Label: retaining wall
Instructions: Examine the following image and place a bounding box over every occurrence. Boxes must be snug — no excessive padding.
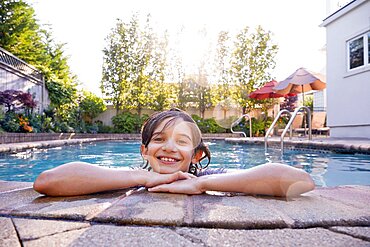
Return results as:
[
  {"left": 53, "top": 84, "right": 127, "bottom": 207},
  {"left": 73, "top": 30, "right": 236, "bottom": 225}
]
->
[{"left": 0, "top": 133, "right": 241, "bottom": 144}]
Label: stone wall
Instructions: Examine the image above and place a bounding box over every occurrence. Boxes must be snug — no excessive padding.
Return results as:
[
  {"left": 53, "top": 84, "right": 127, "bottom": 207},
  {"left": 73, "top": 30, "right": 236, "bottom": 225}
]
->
[{"left": 0, "top": 133, "right": 240, "bottom": 144}]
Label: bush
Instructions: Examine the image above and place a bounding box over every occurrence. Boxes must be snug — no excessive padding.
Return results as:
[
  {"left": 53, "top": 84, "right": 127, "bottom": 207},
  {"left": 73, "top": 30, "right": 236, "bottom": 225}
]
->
[
  {"left": 112, "top": 112, "right": 148, "bottom": 133},
  {"left": 232, "top": 116, "right": 273, "bottom": 137},
  {"left": 95, "top": 120, "right": 113, "bottom": 133},
  {"left": 192, "top": 115, "right": 226, "bottom": 133},
  {"left": 1, "top": 111, "right": 20, "bottom": 132}
]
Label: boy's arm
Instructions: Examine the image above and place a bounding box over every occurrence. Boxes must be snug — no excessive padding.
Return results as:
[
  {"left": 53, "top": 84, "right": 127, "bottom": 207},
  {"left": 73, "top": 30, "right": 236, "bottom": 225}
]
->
[
  {"left": 33, "top": 162, "right": 193, "bottom": 196},
  {"left": 149, "top": 163, "right": 315, "bottom": 197}
]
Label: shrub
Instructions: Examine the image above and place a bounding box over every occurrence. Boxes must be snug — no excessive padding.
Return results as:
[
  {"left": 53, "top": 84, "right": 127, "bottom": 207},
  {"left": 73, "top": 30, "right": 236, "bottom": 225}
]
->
[
  {"left": 1, "top": 111, "right": 20, "bottom": 132},
  {"left": 112, "top": 112, "right": 148, "bottom": 133},
  {"left": 191, "top": 115, "right": 226, "bottom": 133}
]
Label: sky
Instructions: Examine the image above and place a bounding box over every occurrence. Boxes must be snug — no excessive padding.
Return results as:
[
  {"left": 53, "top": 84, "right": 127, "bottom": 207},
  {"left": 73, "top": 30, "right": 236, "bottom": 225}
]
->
[{"left": 28, "top": 0, "right": 333, "bottom": 96}]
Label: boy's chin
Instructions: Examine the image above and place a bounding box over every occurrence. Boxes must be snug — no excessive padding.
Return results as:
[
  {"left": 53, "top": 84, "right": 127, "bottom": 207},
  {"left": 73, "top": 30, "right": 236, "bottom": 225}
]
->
[{"left": 154, "top": 166, "right": 187, "bottom": 174}]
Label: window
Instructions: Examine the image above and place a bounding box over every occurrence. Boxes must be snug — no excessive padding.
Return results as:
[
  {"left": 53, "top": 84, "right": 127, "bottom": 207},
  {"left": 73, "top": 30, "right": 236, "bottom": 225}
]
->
[
  {"left": 347, "top": 32, "right": 370, "bottom": 70},
  {"left": 368, "top": 32, "right": 370, "bottom": 64}
]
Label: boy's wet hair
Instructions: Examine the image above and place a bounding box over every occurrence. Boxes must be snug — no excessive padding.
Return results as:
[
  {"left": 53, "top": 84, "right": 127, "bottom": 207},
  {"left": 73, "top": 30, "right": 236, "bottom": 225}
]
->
[{"left": 141, "top": 108, "right": 211, "bottom": 175}]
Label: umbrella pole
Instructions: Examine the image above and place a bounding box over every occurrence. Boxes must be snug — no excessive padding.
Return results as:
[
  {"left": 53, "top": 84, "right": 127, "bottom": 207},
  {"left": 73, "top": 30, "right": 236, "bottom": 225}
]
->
[{"left": 302, "top": 85, "right": 307, "bottom": 136}]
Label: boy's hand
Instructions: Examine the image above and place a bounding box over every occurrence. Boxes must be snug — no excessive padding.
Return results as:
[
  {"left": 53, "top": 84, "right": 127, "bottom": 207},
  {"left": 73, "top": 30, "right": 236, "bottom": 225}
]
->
[
  {"left": 148, "top": 177, "right": 203, "bottom": 194},
  {"left": 144, "top": 171, "right": 195, "bottom": 188}
]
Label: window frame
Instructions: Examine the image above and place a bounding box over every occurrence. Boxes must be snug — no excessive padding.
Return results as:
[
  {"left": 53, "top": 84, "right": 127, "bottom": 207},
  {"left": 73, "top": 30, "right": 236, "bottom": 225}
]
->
[{"left": 347, "top": 31, "right": 370, "bottom": 71}]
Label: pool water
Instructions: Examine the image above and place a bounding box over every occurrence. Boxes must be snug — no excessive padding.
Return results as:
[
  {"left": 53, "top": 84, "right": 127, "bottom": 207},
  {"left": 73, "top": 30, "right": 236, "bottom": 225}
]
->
[{"left": 0, "top": 140, "right": 369, "bottom": 187}]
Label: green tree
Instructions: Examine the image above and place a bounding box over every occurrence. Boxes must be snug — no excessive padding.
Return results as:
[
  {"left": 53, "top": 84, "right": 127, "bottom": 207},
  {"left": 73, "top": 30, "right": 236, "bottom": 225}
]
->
[
  {"left": 79, "top": 91, "right": 107, "bottom": 123},
  {"left": 1, "top": 0, "right": 79, "bottom": 128},
  {"left": 212, "top": 31, "right": 234, "bottom": 119},
  {"left": 101, "top": 14, "right": 169, "bottom": 116},
  {"left": 231, "top": 25, "right": 278, "bottom": 114},
  {"left": 0, "top": 0, "right": 44, "bottom": 64}
]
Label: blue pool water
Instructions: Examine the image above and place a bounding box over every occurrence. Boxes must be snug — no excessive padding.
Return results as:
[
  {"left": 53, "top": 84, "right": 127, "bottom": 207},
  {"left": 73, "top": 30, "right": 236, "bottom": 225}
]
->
[{"left": 0, "top": 140, "right": 369, "bottom": 187}]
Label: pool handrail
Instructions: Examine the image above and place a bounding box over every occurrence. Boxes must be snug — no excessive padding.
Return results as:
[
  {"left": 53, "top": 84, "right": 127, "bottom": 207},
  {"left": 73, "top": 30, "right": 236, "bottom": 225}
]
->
[
  {"left": 264, "top": 109, "right": 292, "bottom": 149},
  {"left": 280, "top": 106, "right": 312, "bottom": 152},
  {"left": 230, "top": 114, "right": 252, "bottom": 138}
]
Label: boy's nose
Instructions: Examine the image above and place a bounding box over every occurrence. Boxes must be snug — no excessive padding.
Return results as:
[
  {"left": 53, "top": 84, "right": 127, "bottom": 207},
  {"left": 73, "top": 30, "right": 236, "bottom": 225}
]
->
[{"left": 162, "top": 139, "right": 177, "bottom": 151}]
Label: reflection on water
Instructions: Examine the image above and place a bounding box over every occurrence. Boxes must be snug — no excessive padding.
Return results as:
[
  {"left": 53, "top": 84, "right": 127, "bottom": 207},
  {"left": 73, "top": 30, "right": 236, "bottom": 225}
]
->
[{"left": 1, "top": 140, "right": 369, "bottom": 187}]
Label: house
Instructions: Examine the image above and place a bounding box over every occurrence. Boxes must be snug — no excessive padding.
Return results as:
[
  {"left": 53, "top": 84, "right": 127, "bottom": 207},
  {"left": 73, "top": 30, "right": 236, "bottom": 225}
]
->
[
  {"left": 320, "top": 0, "right": 370, "bottom": 138},
  {"left": 0, "top": 47, "right": 49, "bottom": 113}
]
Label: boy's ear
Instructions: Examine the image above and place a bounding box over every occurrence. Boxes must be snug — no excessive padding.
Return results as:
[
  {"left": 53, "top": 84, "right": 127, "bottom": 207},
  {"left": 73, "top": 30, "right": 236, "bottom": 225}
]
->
[
  {"left": 192, "top": 150, "right": 204, "bottom": 163},
  {"left": 141, "top": 145, "right": 148, "bottom": 159}
]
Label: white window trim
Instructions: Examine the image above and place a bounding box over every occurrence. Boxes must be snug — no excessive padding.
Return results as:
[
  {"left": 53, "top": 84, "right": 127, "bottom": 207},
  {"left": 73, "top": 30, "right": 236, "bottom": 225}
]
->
[{"left": 347, "top": 31, "right": 369, "bottom": 72}]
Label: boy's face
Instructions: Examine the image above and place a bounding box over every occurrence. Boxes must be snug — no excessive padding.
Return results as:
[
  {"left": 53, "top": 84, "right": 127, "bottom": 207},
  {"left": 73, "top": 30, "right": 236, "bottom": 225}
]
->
[{"left": 141, "top": 118, "right": 201, "bottom": 174}]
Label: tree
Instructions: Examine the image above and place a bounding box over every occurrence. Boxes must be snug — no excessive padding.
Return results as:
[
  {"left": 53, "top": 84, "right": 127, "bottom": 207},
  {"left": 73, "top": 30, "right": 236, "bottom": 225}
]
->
[
  {"left": 0, "top": 90, "right": 36, "bottom": 113},
  {"left": 79, "top": 91, "right": 107, "bottom": 123},
  {"left": 231, "top": 25, "right": 278, "bottom": 114},
  {"left": 1, "top": 0, "right": 78, "bottom": 126},
  {"left": 280, "top": 95, "right": 298, "bottom": 112},
  {"left": 0, "top": 0, "right": 45, "bottom": 63},
  {"left": 101, "top": 14, "right": 169, "bottom": 116},
  {"left": 212, "top": 31, "right": 234, "bottom": 119}
]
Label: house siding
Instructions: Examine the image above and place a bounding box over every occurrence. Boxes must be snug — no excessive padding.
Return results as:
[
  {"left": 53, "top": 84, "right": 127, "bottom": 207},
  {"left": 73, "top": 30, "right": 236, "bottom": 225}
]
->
[{"left": 322, "top": 0, "right": 370, "bottom": 138}]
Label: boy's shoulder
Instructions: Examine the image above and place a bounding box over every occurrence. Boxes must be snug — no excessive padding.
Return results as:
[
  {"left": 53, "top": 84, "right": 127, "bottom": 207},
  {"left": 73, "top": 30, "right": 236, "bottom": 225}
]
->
[{"left": 197, "top": 168, "right": 227, "bottom": 177}]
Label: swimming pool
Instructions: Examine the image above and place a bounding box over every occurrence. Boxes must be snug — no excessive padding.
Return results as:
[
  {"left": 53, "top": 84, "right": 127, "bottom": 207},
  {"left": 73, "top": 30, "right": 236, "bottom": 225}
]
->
[{"left": 1, "top": 140, "right": 369, "bottom": 187}]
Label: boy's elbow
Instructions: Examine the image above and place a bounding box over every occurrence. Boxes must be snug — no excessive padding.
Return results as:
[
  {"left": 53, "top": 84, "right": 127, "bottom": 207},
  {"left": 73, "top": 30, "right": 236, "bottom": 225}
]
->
[{"left": 33, "top": 171, "right": 54, "bottom": 195}]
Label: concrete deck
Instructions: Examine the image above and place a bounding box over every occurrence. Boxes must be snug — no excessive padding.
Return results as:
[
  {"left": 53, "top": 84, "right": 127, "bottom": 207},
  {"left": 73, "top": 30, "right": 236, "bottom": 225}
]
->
[
  {"left": 0, "top": 181, "right": 369, "bottom": 246},
  {"left": 0, "top": 137, "right": 369, "bottom": 246}
]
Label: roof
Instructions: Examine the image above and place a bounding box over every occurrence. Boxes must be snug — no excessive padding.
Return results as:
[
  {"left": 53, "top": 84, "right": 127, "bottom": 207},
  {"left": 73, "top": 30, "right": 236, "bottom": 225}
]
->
[{"left": 320, "top": 0, "right": 368, "bottom": 27}]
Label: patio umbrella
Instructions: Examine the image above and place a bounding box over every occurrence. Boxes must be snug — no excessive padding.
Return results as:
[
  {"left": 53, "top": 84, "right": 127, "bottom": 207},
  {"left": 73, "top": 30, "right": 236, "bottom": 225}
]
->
[
  {"left": 273, "top": 67, "right": 326, "bottom": 104},
  {"left": 249, "top": 80, "right": 296, "bottom": 100}
]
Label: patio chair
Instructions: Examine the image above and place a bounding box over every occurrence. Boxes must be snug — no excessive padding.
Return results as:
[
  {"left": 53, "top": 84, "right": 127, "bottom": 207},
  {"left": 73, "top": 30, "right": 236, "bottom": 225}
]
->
[
  {"left": 295, "top": 111, "right": 329, "bottom": 136},
  {"left": 311, "top": 111, "right": 330, "bottom": 136},
  {"left": 276, "top": 113, "right": 304, "bottom": 136}
]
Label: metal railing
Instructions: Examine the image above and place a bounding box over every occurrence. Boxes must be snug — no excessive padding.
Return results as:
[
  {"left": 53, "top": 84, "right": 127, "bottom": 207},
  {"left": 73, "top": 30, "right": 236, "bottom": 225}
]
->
[
  {"left": 265, "top": 106, "right": 312, "bottom": 153},
  {"left": 264, "top": 109, "right": 292, "bottom": 149},
  {"left": 230, "top": 114, "right": 252, "bottom": 138},
  {"left": 280, "top": 106, "right": 312, "bottom": 152}
]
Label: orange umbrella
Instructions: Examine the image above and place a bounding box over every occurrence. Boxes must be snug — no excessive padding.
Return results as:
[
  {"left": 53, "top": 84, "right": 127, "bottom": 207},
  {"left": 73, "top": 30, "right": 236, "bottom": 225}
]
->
[
  {"left": 273, "top": 68, "right": 326, "bottom": 104},
  {"left": 249, "top": 80, "right": 296, "bottom": 100}
]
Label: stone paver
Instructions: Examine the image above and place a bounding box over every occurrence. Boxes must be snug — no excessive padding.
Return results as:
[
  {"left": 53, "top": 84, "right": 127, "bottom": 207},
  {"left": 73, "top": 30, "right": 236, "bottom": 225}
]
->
[
  {"left": 191, "top": 194, "right": 290, "bottom": 228},
  {"left": 0, "top": 180, "right": 33, "bottom": 193},
  {"left": 0, "top": 176, "right": 369, "bottom": 246},
  {"left": 310, "top": 185, "right": 370, "bottom": 210},
  {"left": 0, "top": 217, "right": 21, "bottom": 247},
  {"left": 13, "top": 218, "right": 90, "bottom": 241},
  {"left": 253, "top": 190, "right": 370, "bottom": 228},
  {"left": 94, "top": 189, "right": 188, "bottom": 226},
  {"left": 175, "top": 227, "right": 369, "bottom": 247},
  {"left": 0, "top": 187, "right": 129, "bottom": 220},
  {"left": 330, "top": 226, "right": 370, "bottom": 241},
  {"left": 21, "top": 223, "right": 198, "bottom": 247}
]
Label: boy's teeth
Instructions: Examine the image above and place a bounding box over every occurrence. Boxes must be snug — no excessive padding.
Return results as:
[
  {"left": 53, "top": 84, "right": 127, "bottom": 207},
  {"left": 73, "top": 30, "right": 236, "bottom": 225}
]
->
[{"left": 160, "top": 157, "right": 176, "bottom": 162}]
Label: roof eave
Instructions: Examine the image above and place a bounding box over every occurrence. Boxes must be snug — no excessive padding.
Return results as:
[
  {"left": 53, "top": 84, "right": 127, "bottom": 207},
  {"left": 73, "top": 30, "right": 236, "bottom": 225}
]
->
[{"left": 320, "top": 0, "right": 367, "bottom": 27}]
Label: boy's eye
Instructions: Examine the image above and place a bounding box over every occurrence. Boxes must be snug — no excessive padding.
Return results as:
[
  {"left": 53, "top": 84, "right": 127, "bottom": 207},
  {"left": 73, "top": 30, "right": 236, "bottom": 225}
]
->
[
  {"left": 177, "top": 139, "right": 190, "bottom": 145},
  {"left": 152, "top": 136, "right": 164, "bottom": 142}
]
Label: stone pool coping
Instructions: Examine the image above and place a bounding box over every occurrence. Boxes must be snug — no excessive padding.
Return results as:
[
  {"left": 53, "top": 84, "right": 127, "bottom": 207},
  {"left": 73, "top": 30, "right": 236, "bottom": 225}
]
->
[
  {"left": 225, "top": 136, "right": 370, "bottom": 154},
  {"left": 0, "top": 180, "right": 369, "bottom": 246}
]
